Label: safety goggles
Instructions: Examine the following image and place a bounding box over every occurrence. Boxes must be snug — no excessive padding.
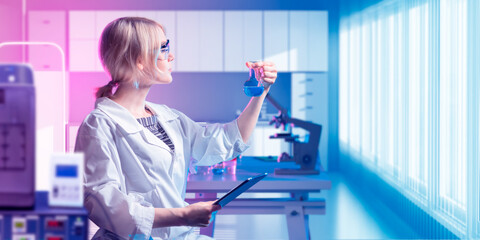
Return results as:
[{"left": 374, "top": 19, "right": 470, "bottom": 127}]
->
[{"left": 157, "top": 39, "right": 170, "bottom": 61}]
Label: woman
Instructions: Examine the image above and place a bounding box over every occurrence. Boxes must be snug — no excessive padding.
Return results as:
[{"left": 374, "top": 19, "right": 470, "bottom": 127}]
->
[{"left": 75, "top": 17, "right": 277, "bottom": 239}]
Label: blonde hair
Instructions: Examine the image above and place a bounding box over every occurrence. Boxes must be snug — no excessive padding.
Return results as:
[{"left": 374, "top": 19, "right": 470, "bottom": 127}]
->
[{"left": 96, "top": 17, "right": 165, "bottom": 98}]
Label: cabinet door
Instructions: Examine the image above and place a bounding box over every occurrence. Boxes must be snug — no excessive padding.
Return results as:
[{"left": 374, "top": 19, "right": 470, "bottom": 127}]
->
[
  {"left": 34, "top": 71, "right": 66, "bottom": 190},
  {"left": 69, "top": 11, "right": 95, "bottom": 40},
  {"left": 225, "top": 11, "right": 263, "bottom": 72},
  {"left": 176, "top": 11, "right": 223, "bottom": 72},
  {"left": 289, "top": 11, "right": 309, "bottom": 71},
  {"left": 28, "top": 11, "right": 66, "bottom": 71},
  {"left": 199, "top": 11, "right": 223, "bottom": 71},
  {"left": 291, "top": 73, "right": 328, "bottom": 170},
  {"left": 95, "top": 11, "right": 133, "bottom": 41},
  {"left": 308, "top": 11, "right": 328, "bottom": 71},
  {"left": 69, "top": 40, "right": 96, "bottom": 71},
  {"left": 307, "top": 73, "right": 328, "bottom": 170},
  {"left": 289, "top": 11, "right": 328, "bottom": 72},
  {"left": 224, "top": 11, "right": 244, "bottom": 71},
  {"left": 264, "top": 11, "right": 289, "bottom": 72},
  {"left": 176, "top": 11, "right": 200, "bottom": 71},
  {"left": 134, "top": 10, "right": 156, "bottom": 20},
  {"left": 69, "top": 11, "right": 96, "bottom": 71},
  {"left": 243, "top": 12, "right": 263, "bottom": 66}
]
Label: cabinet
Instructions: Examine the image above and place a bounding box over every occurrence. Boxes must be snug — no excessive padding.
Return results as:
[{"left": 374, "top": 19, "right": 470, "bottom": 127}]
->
[
  {"left": 67, "top": 10, "right": 328, "bottom": 73},
  {"left": 69, "top": 40, "right": 96, "bottom": 71},
  {"left": 291, "top": 73, "right": 329, "bottom": 170},
  {"left": 176, "top": 11, "right": 200, "bottom": 71},
  {"left": 289, "top": 12, "right": 308, "bottom": 72},
  {"left": 224, "top": 11, "right": 263, "bottom": 71},
  {"left": 28, "top": 11, "right": 66, "bottom": 71},
  {"left": 308, "top": 11, "right": 328, "bottom": 71},
  {"left": 176, "top": 11, "right": 223, "bottom": 72},
  {"left": 94, "top": 11, "right": 133, "bottom": 43},
  {"left": 33, "top": 71, "right": 66, "bottom": 190},
  {"left": 264, "top": 11, "right": 289, "bottom": 72},
  {"left": 199, "top": 11, "right": 223, "bottom": 71},
  {"left": 69, "top": 11, "right": 177, "bottom": 72},
  {"left": 69, "top": 11, "right": 96, "bottom": 72},
  {"left": 289, "top": 11, "right": 328, "bottom": 72},
  {"left": 69, "top": 11, "right": 95, "bottom": 40}
]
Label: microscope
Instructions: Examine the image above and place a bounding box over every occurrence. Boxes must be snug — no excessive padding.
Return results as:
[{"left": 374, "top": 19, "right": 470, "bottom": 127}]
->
[{"left": 266, "top": 93, "right": 322, "bottom": 175}]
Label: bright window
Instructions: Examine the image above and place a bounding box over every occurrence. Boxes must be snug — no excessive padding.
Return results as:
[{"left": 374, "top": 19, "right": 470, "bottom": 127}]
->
[
  {"left": 396, "top": 11, "right": 405, "bottom": 179},
  {"left": 370, "top": 19, "right": 378, "bottom": 163},
  {"left": 375, "top": 17, "right": 384, "bottom": 164},
  {"left": 439, "top": 0, "right": 467, "bottom": 218},
  {"left": 339, "top": 28, "right": 349, "bottom": 145},
  {"left": 407, "top": 3, "right": 428, "bottom": 196},
  {"left": 339, "top": 0, "right": 478, "bottom": 237},
  {"left": 349, "top": 22, "right": 361, "bottom": 151},
  {"left": 360, "top": 18, "right": 372, "bottom": 158},
  {"left": 386, "top": 14, "right": 395, "bottom": 171}
]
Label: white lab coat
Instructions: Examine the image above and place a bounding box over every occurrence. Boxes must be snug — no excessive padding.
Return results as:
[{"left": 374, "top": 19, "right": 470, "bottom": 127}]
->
[{"left": 74, "top": 97, "right": 249, "bottom": 240}]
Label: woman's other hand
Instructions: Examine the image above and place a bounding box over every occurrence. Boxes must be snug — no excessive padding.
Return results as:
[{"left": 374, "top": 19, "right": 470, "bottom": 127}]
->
[
  {"left": 246, "top": 61, "right": 277, "bottom": 90},
  {"left": 181, "top": 201, "right": 222, "bottom": 227}
]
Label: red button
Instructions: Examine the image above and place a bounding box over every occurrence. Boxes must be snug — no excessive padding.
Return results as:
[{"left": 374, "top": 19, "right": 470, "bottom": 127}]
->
[
  {"left": 47, "top": 237, "right": 63, "bottom": 240},
  {"left": 47, "top": 221, "right": 58, "bottom": 227},
  {"left": 47, "top": 221, "right": 64, "bottom": 228}
]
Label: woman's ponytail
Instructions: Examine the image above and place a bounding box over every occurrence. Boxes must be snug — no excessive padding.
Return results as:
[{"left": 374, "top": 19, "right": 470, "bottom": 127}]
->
[{"left": 95, "top": 80, "right": 117, "bottom": 98}]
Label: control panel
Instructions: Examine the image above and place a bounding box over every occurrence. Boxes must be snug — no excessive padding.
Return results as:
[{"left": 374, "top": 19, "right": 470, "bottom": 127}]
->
[
  {"left": 49, "top": 153, "right": 84, "bottom": 207},
  {"left": 0, "top": 192, "right": 88, "bottom": 240}
]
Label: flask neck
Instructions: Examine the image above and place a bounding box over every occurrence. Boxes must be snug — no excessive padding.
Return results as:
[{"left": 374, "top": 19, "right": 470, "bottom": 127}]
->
[{"left": 249, "top": 68, "right": 257, "bottom": 81}]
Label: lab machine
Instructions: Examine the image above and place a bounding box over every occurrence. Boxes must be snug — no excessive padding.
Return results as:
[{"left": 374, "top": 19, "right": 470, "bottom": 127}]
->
[
  {"left": 0, "top": 191, "right": 88, "bottom": 240},
  {"left": 0, "top": 63, "right": 89, "bottom": 240},
  {"left": 0, "top": 64, "right": 36, "bottom": 208}
]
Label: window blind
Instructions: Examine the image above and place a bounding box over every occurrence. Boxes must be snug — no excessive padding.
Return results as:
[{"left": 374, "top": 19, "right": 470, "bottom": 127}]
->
[{"left": 339, "top": 0, "right": 479, "bottom": 237}]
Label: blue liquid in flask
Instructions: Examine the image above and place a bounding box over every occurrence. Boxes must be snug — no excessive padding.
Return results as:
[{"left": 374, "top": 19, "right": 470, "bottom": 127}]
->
[
  {"left": 244, "top": 85, "right": 264, "bottom": 96},
  {"left": 243, "top": 65, "right": 264, "bottom": 97}
]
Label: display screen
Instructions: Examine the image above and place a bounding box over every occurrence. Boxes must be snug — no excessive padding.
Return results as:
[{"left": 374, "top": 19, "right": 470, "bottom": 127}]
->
[{"left": 56, "top": 165, "right": 77, "bottom": 178}]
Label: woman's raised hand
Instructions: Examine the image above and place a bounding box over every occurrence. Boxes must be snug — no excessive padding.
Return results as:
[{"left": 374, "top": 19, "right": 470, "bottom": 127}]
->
[{"left": 246, "top": 61, "right": 278, "bottom": 90}]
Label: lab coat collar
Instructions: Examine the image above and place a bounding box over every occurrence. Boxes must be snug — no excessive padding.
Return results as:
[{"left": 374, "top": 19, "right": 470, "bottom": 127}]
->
[
  {"left": 95, "top": 97, "right": 179, "bottom": 134},
  {"left": 146, "top": 101, "right": 180, "bottom": 155},
  {"left": 145, "top": 101, "right": 179, "bottom": 123}
]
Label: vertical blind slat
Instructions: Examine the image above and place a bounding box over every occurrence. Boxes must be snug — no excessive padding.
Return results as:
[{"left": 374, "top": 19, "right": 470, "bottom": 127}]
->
[{"left": 339, "top": 0, "right": 477, "bottom": 237}]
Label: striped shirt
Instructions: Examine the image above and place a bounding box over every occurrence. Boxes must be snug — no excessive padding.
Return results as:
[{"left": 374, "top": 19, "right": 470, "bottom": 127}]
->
[{"left": 137, "top": 115, "right": 175, "bottom": 151}]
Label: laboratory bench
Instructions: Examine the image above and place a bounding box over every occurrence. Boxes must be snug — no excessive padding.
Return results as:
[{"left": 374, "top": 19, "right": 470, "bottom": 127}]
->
[{"left": 186, "top": 156, "right": 331, "bottom": 240}]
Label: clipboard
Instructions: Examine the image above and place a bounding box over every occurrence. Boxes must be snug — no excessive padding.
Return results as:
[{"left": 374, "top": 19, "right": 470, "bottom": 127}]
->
[{"left": 213, "top": 173, "right": 268, "bottom": 207}]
